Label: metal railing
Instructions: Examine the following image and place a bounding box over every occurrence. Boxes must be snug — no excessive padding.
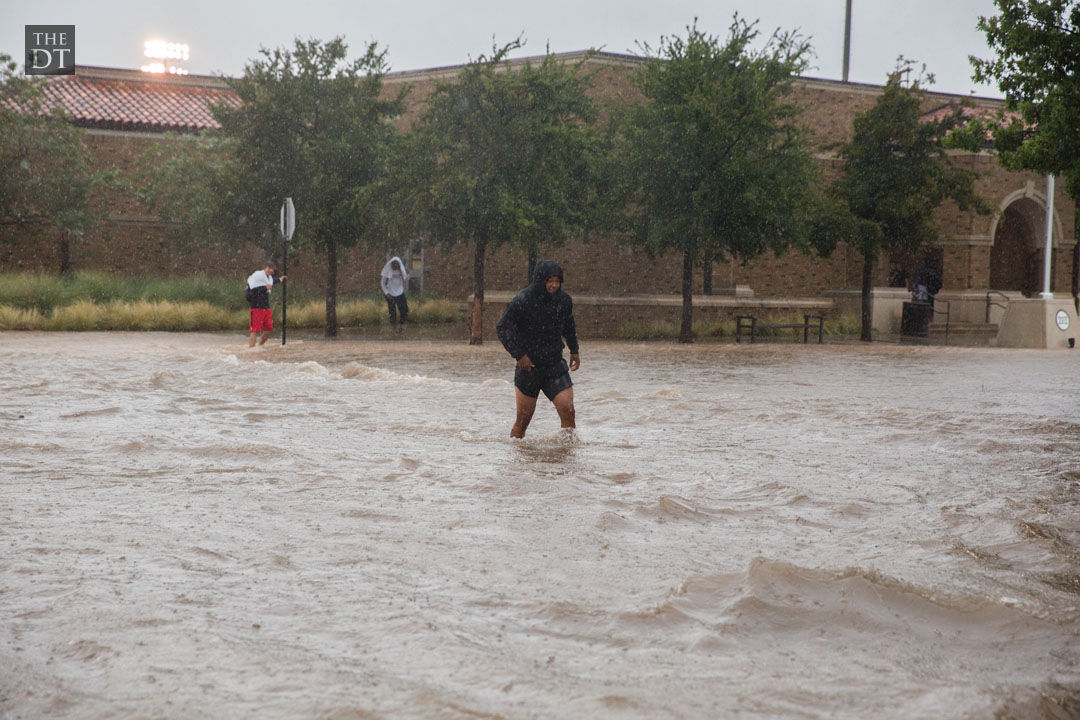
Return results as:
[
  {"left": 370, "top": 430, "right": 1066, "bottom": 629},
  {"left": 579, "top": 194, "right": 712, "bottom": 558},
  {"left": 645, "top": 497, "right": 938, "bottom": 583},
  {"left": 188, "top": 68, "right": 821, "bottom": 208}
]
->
[
  {"left": 986, "top": 290, "right": 1009, "bottom": 324},
  {"left": 932, "top": 299, "right": 951, "bottom": 345}
]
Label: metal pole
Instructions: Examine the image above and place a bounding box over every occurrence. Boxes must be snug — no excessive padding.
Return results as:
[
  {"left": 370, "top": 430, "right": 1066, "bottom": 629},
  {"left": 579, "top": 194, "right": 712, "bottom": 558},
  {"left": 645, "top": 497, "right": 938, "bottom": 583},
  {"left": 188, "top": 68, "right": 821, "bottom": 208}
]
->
[
  {"left": 1040, "top": 174, "right": 1055, "bottom": 299},
  {"left": 281, "top": 231, "right": 288, "bottom": 345},
  {"left": 842, "top": 0, "right": 853, "bottom": 83}
]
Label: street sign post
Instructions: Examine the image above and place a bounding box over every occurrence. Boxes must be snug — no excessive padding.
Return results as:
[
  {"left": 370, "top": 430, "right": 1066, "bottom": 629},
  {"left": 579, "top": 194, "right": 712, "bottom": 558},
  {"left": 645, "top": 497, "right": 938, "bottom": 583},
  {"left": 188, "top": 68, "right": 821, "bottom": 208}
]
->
[{"left": 280, "top": 198, "right": 295, "bottom": 346}]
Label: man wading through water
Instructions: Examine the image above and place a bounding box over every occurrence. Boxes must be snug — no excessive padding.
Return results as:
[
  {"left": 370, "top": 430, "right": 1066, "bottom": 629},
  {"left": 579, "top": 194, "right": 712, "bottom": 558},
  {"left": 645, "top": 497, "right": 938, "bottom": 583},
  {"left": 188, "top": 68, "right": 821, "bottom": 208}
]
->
[{"left": 496, "top": 260, "right": 580, "bottom": 438}]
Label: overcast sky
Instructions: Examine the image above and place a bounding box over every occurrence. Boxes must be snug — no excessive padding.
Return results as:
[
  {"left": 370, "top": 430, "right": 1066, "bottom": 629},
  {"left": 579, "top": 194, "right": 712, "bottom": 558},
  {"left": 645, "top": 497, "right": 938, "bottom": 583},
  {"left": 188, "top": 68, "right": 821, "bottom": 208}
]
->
[{"left": 2, "top": 0, "right": 1004, "bottom": 97}]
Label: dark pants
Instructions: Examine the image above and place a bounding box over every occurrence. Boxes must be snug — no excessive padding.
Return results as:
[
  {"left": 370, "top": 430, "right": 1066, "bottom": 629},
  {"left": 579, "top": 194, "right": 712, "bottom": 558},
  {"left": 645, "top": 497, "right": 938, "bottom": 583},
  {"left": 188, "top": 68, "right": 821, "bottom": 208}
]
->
[{"left": 386, "top": 294, "right": 408, "bottom": 324}]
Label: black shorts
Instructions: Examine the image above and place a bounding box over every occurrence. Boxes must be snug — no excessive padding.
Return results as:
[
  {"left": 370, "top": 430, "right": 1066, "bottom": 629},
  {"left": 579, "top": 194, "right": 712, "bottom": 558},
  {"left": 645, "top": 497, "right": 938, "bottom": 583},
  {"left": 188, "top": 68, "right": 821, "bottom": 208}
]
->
[{"left": 514, "top": 359, "right": 573, "bottom": 400}]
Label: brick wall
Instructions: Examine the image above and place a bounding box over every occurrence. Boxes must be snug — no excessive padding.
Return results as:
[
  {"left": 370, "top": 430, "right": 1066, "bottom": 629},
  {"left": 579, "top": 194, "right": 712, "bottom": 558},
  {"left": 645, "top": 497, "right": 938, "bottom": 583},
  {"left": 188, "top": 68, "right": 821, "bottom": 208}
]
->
[{"left": 3, "top": 55, "right": 1076, "bottom": 303}]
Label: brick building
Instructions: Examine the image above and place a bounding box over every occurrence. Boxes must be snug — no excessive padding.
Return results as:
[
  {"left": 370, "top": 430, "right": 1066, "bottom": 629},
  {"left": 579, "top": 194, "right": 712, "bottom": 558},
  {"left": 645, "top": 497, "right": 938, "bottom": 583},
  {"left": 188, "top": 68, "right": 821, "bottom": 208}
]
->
[{"left": 4, "top": 52, "right": 1075, "bottom": 335}]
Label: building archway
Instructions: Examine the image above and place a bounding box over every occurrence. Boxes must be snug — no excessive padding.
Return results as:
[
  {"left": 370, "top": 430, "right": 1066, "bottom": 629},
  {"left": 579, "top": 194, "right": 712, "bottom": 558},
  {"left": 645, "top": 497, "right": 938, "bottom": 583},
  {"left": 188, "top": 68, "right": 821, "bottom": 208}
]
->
[{"left": 989, "top": 189, "right": 1063, "bottom": 296}]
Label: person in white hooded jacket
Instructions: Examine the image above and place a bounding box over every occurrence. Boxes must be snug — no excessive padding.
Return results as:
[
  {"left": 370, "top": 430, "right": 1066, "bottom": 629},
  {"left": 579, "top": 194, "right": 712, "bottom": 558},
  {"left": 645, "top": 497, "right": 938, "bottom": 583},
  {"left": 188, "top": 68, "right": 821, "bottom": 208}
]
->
[{"left": 380, "top": 257, "right": 409, "bottom": 328}]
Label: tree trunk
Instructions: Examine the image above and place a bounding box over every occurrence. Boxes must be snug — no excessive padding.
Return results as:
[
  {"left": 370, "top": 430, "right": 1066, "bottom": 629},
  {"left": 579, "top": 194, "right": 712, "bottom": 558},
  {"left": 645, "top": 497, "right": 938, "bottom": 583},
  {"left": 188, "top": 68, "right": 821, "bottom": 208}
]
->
[
  {"left": 860, "top": 246, "right": 875, "bottom": 342},
  {"left": 325, "top": 237, "right": 338, "bottom": 338},
  {"left": 679, "top": 249, "right": 694, "bottom": 344},
  {"left": 59, "top": 237, "right": 72, "bottom": 276},
  {"left": 469, "top": 233, "right": 487, "bottom": 345},
  {"left": 527, "top": 244, "right": 537, "bottom": 285},
  {"left": 702, "top": 249, "right": 713, "bottom": 295}
]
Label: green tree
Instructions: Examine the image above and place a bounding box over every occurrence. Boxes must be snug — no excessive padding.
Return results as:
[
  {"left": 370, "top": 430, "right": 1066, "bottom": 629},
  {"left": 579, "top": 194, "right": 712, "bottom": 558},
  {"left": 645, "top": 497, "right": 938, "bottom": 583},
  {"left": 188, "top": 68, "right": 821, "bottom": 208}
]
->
[
  {"left": 967, "top": 0, "right": 1080, "bottom": 310},
  {"left": 0, "top": 55, "right": 115, "bottom": 274},
  {"left": 219, "top": 37, "right": 406, "bottom": 336},
  {"left": 131, "top": 133, "right": 251, "bottom": 253},
  {"left": 834, "top": 65, "right": 988, "bottom": 342},
  {"left": 615, "top": 19, "right": 827, "bottom": 343},
  {"left": 401, "top": 41, "right": 600, "bottom": 344},
  {"left": 137, "top": 38, "right": 405, "bottom": 336}
]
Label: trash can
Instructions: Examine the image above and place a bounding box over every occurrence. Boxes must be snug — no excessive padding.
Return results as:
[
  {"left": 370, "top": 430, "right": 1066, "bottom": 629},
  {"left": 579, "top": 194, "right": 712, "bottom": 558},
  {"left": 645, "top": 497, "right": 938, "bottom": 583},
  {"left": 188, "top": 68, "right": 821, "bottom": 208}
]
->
[{"left": 901, "top": 301, "right": 934, "bottom": 337}]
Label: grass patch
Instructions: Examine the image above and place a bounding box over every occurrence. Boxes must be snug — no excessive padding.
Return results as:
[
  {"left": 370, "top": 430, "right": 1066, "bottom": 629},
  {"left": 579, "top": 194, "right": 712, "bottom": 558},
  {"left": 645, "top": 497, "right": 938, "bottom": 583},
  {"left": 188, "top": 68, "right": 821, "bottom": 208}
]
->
[
  {"left": 0, "top": 271, "right": 459, "bottom": 331},
  {"left": 617, "top": 319, "right": 680, "bottom": 340},
  {"left": 287, "top": 300, "right": 331, "bottom": 329},
  {"left": 339, "top": 299, "right": 385, "bottom": 327},
  {"left": 0, "top": 305, "right": 45, "bottom": 330},
  {"left": 411, "top": 299, "right": 461, "bottom": 324},
  {"left": 0, "top": 270, "right": 321, "bottom": 313},
  {"left": 824, "top": 313, "right": 863, "bottom": 337},
  {"left": 45, "top": 299, "right": 101, "bottom": 331},
  {"left": 283, "top": 298, "right": 460, "bottom": 328},
  {"left": 1, "top": 300, "right": 247, "bottom": 331},
  {"left": 692, "top": 318, "right": 737, "bottom": 338}
]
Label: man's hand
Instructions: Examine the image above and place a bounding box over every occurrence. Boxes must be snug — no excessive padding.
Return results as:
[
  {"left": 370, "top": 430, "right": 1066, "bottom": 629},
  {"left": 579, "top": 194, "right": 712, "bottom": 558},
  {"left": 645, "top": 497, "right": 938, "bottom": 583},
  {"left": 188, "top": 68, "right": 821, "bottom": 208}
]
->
[
  {"left": 569, "top": 353, "right": 580, "bottom": 371},
  {"left": 517, "top": 354, "right": 534, "bottom": 372}
]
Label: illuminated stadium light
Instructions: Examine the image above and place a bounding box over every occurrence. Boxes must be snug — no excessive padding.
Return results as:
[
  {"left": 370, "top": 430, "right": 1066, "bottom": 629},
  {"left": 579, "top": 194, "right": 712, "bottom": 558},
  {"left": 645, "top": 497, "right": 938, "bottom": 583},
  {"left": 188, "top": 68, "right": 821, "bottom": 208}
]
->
[{"left": 141, "top": 39, "right": 190, "bottom": 75}]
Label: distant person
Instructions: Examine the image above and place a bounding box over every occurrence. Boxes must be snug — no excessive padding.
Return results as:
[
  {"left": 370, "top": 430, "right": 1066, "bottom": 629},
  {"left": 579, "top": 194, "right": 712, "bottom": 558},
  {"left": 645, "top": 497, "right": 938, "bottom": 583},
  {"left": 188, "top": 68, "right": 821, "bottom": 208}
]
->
[
  {"left": 380, "top": 257, "right": 409, "bottom": 330},
  {"left": 912, "top": 256, "right": 942, "bottom": 306},
  {"left": 496, "top": 260, "right": 580, "bottom": 438},
  {"left": 888, "top": 262, "right": 908, "bottom": 289},
  {"left": 246, "top": 261, "right": 285, "bottom": 347}
]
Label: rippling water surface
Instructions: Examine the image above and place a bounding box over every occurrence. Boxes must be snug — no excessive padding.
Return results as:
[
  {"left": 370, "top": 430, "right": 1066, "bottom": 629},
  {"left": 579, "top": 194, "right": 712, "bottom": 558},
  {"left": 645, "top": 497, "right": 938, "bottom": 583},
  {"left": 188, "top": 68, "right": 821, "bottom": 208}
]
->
[{"left": 1, "top": 332, "right": 1078, "bottom": 719}]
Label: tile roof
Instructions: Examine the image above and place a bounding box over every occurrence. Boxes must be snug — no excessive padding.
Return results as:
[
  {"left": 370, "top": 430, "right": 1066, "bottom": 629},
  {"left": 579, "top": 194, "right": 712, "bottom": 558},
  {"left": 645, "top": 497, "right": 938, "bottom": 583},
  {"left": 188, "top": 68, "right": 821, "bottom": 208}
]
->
[
  {"left": 921, "top": 102, "right": 1020, "bottom": 125},
  {"left": 36, "top": 66, "right": 239, "bottom": 133}
]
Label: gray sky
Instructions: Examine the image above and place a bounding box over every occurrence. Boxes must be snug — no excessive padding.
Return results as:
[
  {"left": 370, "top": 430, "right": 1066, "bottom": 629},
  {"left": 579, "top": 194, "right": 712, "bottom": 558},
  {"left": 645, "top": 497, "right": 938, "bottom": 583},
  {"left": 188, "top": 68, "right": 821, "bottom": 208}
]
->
[{"left": 2, "top": 0, "right": 1003, "bottom": 97}]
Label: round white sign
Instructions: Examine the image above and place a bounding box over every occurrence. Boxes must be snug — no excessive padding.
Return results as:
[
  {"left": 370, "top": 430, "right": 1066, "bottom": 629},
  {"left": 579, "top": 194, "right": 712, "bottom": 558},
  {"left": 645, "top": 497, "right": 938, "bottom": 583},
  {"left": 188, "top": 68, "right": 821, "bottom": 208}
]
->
[{"left": 1056, "top": 309, "right": 1070, "bottom": 331}]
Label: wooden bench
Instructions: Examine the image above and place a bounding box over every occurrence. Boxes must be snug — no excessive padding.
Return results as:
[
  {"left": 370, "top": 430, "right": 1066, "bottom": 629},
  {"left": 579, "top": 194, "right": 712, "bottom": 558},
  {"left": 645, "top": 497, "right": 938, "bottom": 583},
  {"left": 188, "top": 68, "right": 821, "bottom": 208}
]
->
[{"left": 735, "top": 314, "right": 824, "bottom": 344}]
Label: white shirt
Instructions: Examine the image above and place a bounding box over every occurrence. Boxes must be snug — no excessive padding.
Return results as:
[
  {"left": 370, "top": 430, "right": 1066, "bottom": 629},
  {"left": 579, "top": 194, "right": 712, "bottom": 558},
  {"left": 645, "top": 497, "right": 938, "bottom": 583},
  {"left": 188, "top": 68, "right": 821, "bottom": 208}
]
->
[
  {"left": 247, "top": 270, "right": 275, "bottom": 292},
  {"left": 380, "top": 258, "right": 408, "bottom": 297}
]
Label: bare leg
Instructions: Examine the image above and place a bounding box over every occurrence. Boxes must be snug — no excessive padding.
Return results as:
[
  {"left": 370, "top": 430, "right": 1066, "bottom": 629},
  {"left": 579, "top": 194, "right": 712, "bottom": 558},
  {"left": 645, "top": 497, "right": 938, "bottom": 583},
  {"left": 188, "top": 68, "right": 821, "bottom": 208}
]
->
[
  {"left": 552, "top": 387, "right": 576, "bottom": 430},
  {"left": 257, "top": 331, "right": 269, "bottom": 346},
  {"left": 248, "top": 331, "right": 257, "bottom": 348},
  {"left": 511, "top": 388, "right": 538, "bottom": 438}
]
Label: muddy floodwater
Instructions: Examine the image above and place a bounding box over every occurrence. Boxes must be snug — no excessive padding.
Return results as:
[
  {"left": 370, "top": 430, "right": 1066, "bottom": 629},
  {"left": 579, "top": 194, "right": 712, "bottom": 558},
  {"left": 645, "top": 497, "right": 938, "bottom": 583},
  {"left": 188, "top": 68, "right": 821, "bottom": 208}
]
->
[{"left": 1, "top": 332, "right": 1078, "bottom": 719}]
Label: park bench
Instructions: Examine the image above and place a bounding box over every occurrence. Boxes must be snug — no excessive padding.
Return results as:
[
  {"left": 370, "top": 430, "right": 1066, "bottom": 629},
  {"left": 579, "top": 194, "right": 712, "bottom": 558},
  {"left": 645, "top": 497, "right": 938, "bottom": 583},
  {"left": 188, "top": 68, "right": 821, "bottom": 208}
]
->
[{"left": 735, "top": 314, "right": 824, "bottom": 344}]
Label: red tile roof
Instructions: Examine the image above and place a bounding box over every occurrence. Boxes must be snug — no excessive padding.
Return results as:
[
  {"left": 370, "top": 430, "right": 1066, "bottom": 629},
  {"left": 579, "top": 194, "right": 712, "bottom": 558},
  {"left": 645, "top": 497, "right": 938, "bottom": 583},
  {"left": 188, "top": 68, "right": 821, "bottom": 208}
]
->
[
  {"left": 35, "top": 66, "right": 239, "bottom": 133},
  {"left": 921, "top": 102, "right": 1021, "bottom": 125}
]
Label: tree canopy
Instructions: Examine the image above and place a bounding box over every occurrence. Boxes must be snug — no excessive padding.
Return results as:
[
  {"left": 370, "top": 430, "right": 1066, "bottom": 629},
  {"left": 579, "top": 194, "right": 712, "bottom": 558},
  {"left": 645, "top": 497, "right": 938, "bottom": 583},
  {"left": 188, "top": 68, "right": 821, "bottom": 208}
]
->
[
  {"left": 614, "top": 18, "right": 829, "bottom": 342},
  {"left": 833, "top": 66, "right": 987, "bottom": 341},
  {"left": 0, "top": 55, "right": 114, "bottom": 274},
  {"left": 135, "top": 37, "right": 405, "bottom": 336},
  {"left": 402, "top": 41, "right": 601, "bottom": 344},
  {"left": 966, "top": 0, "right": 1080, "bottom": 306}
]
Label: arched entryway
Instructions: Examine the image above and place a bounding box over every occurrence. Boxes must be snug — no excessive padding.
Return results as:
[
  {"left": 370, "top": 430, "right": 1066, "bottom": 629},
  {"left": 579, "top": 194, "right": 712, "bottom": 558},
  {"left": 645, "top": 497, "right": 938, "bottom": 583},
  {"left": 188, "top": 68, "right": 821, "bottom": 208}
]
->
[{"left": 990, "top": 196, "right": 1043, "bottom": 296}]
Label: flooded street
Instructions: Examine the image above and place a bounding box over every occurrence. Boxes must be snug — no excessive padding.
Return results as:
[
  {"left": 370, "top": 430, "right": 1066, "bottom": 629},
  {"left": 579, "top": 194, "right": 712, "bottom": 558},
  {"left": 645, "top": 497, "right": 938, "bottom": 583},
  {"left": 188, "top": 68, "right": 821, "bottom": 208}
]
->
[{"left": 1, "top": 332, "right": 1078, "bottom": 719}]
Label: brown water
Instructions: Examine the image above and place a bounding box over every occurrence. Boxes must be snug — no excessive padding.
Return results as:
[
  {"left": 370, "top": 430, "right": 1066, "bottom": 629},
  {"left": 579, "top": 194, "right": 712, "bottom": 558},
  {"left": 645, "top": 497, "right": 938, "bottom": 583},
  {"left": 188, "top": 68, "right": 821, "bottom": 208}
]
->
[{"left": 1, "top": 332, "right": 1078, "bottom": 719}]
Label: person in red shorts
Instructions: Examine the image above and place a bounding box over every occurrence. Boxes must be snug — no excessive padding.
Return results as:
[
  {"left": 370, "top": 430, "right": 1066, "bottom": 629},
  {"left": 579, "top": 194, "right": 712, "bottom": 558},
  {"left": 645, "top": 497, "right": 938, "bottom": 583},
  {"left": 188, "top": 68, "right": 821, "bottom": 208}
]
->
[{"left": 246, "top": 262, "right": 286, "bottom": 347}]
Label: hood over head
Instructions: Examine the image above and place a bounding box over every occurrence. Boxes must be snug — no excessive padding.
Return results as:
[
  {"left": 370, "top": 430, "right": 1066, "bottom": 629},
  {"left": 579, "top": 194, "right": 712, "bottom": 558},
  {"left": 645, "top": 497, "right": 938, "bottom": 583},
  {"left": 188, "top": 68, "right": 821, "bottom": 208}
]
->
[
  {"left": 381, "top": 256, "right": 407, "bottom": 280},
  {"left": 531, "top": 260, "right": 564, "bottom": 291}
]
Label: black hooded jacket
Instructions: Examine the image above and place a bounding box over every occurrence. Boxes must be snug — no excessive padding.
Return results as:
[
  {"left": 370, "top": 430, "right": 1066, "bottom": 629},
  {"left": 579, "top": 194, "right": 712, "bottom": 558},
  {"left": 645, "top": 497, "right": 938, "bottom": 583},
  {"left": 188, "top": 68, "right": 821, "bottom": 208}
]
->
[{"left": 496, "top": 260, "right": 579, "bottom": 368}]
